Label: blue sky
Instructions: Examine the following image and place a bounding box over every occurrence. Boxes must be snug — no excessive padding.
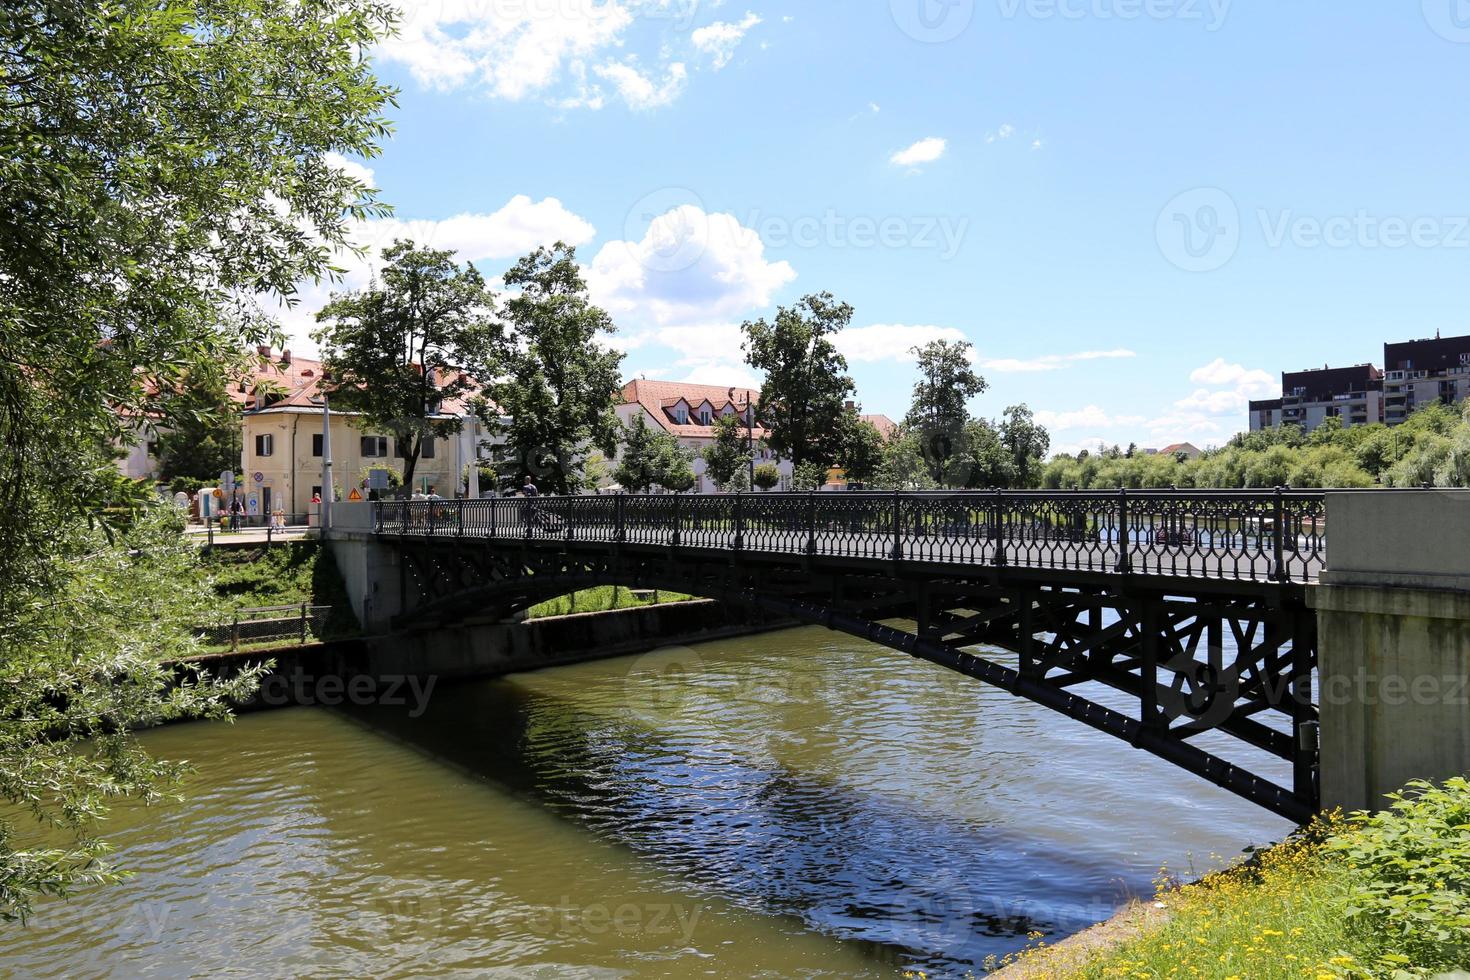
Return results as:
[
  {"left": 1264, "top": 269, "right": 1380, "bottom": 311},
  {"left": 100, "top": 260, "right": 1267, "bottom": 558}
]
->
[{"left": 285, "top": 1, "right": 1470, "bottom": 454}]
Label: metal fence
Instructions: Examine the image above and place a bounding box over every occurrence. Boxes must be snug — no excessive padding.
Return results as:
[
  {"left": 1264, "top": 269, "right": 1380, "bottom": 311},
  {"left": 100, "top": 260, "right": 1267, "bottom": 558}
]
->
[
  {"left": 373, "top": 490, "right": 1335, "bottom": 584},
  {"left": 197, "top": 604, "right": 332, "bottom": 649}
]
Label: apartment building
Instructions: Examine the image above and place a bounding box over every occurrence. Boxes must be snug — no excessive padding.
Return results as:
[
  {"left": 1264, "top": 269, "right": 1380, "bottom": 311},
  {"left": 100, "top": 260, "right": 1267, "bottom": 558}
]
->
[
  {"left": 1381, "top": 333, "right": 1470, "bottom": 424},
  {"left": 1249, "top": 364, "right": 1383, "bottom": 434}
]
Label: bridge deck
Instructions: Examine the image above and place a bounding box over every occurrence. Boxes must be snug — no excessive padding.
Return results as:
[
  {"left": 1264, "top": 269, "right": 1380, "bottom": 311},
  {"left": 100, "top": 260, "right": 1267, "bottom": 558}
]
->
[{"left": 373, "top": 490, "right": 1329, "bottom": 585}]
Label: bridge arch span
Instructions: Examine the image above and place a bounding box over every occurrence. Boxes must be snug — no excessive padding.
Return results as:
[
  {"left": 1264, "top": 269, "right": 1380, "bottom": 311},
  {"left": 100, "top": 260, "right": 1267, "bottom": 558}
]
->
[{"left": 384, "top": 522, "right": 1318, "bottom": 823}]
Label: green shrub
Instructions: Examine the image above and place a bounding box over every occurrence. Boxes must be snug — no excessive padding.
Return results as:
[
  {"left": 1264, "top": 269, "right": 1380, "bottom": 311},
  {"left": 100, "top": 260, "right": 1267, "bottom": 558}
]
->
[{"left": 1328, "top": 777, "right": 1470, "bottom": 972}]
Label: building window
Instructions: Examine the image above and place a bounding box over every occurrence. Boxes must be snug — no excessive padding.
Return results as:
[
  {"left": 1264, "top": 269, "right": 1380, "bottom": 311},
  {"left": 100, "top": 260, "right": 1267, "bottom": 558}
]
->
[
  {"left": 699, "top": 408, "right": 712, "bottom": 424},
  {"left": 421, "top": 437, "right": 435, "bottom": 459},
  {"left": 312, "top": 434, "right": 323, "bottom": 457},
  {"left": 361, "top": 435, "right": 388, "bottom": 458},
  {"left": 255, "top": 433, "right": 274, "bottom": 457}
]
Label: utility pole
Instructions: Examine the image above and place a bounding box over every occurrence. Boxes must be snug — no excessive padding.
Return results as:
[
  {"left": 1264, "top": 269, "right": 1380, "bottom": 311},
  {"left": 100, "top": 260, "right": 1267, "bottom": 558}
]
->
[{"left": 320, "top": 390, "right": 333, "bottom": 533}]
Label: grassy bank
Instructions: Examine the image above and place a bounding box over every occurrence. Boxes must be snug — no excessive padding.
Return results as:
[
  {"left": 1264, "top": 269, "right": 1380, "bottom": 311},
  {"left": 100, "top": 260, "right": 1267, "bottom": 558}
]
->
[
  {"left": 525, "top": 585, "right": 694, "bottom": 620},
  {"left": 202, "top": 540, "right": 359, "bottom": 639},
  {"left": 1002, "top": 778, "right": 1470, "bottom": 979}
]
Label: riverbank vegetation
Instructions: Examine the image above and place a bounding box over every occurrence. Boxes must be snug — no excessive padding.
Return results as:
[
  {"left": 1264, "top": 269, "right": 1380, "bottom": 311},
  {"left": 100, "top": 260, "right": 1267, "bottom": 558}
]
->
[
  {"left": 0, "top": 0, "right": 395, "bottom": 919},
  {"left": 1004, "top": 778, "right": 1470, "bottom": 978},
  {"left": 203, "top": 541, "right": 359, "bottom": 639},
  {"left": 526, "top": 586, "right": 695, "bottom": 620},
  {"left": 1042, "top": 400, "right": 1470, "bottom": 490}
]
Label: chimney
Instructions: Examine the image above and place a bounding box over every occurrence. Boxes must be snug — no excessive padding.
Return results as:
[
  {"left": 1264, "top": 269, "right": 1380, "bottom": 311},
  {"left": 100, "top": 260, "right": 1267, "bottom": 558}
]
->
[
  {"left": 256, "top": 344, "right": 271, "bottom": 357},
  {"left": 281, "top": 349, "right": 291, "bottom": 365},
  {"left": 844, "top": 400, "right": 856, "bottom": 411}
]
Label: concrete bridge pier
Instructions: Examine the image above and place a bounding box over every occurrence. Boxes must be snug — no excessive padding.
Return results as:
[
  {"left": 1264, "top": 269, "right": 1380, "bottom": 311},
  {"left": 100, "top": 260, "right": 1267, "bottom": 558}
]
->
[
  {"left": 1313, "top": 491, "right": 1470, "bottom": 812},
  {"left": 327, "top": 503, "right": 406, "bottom": 634}
]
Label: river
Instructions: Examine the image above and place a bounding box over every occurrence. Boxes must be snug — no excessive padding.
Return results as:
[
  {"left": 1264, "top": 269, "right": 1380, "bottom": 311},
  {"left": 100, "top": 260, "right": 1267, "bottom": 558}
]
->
[{"left": 0, "top": 625, "right": 1292, "bottom": 978}]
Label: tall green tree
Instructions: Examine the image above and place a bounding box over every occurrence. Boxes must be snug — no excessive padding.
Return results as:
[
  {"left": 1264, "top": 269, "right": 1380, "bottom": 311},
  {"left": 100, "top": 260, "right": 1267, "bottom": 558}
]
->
[
  {"left": 315, "top": 240, "right": 499, "bottom": 491},
  {"left": 154, "top": 369, "right": 247, "bottom": 484},
  {"left": 956, "top": 419, "right": 1015, "bottom": 488},
  {"left": 615, "top": 414, "right": 695, "bottom": 492},
  {"left": 488, "top": 244, "right": 624, "bottom": 494},
  {"left": 876, "top": 431, "right": 939, "bottom": 490},
  {"left": 1000, "top": 404, "right": 1051, "bottom": 488},
  {"left": 742, "top": 292, "right": 857, "bottom": 468},
  {"left": 0, "top": 0, "right": 395, "bottom": 918},
  {"left": 835, "top": 409, "right": 886, "bottom": 484},
  {"left": 903, "top": 339, "right": 988, "bottom": 486},
  {"left": 702, "top": 414, "right": 751, "bottom": 491}
]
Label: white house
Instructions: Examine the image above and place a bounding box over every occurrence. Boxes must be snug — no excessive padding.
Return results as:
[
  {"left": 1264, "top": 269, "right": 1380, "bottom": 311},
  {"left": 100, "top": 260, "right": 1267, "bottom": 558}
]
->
[{"left": 615, "top": 379, "right": 791, "bottom": 492}]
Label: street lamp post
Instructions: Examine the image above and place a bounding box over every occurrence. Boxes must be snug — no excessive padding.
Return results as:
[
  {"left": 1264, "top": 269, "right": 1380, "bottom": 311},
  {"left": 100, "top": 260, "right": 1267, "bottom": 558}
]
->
[{"left": 320, "top": 390, "right": 333, "bottom": 532}]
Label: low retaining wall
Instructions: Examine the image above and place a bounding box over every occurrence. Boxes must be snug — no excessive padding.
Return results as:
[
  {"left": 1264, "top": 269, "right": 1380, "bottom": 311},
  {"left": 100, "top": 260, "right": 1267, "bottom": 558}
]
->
[{"left": 179, "top": 599, "right": 793, "bottom": 714}]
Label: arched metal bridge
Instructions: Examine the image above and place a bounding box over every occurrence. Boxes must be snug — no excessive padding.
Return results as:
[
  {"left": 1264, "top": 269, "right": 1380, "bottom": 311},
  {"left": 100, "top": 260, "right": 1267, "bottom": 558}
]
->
[{"left": 370, "top": 489, "right": 1328, "bottom": 822}]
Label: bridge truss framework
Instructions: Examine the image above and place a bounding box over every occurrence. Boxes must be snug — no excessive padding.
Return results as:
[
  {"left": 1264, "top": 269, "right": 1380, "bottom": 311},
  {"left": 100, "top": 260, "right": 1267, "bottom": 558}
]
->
[{"left": 374, "top": 491, "right": 1326, "bottom": 822}]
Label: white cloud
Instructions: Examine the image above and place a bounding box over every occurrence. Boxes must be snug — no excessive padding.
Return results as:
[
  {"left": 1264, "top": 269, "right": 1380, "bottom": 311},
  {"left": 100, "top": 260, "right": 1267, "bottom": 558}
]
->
[
  {"left": 1189, "top": 357, "right": 1277, "bottom": 395},
  {"left": 978, "top": 349, "right": 1136, "bottom": 373},
  {"left": 324, "top": 152, "right": 377, "bottom": 188},
  {"left": 692, "top": 12, "right": 761, "bottom": 69},
  {"left": 351, "top": 196, "right": 596, "bottom": 264},
  {"left": 837, "top": 323, "right": 968, "bottom": 363},
  {"left": 593, "top": 60, "right": 688, "bottom": 110},
  {"left": 1034, "top": 405, "right": 1147, "bottom": 431},
  {"left": 678, "top": 360, "right": 760, "bottom": 389},
  {"left": 890, "top": 137, "right": 947, "bottom": 169},
  {"left": 277, "top": 195, "right": 597, "bottom": 353},
  {"left": 587, "top": 206, "right": 796, "bottom": 328},
  {"left": 380, "top": 0, "right": 694, "bottom": 110},
  {"left": 986, "top": 123, "right": 1016, "bottom": 143}
]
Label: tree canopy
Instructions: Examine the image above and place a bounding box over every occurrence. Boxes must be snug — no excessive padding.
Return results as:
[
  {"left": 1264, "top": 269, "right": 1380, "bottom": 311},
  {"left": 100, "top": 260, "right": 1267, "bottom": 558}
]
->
[
  {"left": 154, "top": 368, "right": 247, "bottom": 486},
  {"left": 702, "top": 414, "right": 752, "bottom": 491},
  {"left": 0, "top": 0, "right": 395, "bottom": 918},
  {"left": 615, "top": 414, "right": 695, "bottom": 492},
  {"left": 1042, "top": 400, "right": 1470, "bottom": 489},
  {"left": 742, "top": 292, "right": 856, "bottom": 468},
  {"left": 904, "top": 339, "right": 987, "bottom": 486},
  {"left": 487, "top": 244, "right": 624, "bottom": 495},
  {"left": 315, "top": 240, "right": 499, "bottom": 491}
]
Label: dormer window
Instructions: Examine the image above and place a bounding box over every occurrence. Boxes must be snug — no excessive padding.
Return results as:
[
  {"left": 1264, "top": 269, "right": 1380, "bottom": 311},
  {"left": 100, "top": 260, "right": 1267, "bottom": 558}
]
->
[{"left": 699, "top": 406, "right": 712, "bottom": 424}]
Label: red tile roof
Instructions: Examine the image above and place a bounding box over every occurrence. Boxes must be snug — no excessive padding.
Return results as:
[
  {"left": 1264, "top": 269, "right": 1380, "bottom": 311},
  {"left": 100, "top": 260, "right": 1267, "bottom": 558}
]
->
[
  {"left": 861, "top": 414, "right": 899, "bottom": 441},
  {"left": 621, "top": 379, "right": 767, "bottom": 439},
  {"left": 242, "top": 348, "right": 491, "bottom": 417}
]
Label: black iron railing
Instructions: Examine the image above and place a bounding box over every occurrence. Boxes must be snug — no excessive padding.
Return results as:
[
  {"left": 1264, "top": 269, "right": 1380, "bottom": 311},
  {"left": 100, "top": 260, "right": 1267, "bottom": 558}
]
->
[{"left": 373, "top": 489, "right": 1331, "bottom": 584}]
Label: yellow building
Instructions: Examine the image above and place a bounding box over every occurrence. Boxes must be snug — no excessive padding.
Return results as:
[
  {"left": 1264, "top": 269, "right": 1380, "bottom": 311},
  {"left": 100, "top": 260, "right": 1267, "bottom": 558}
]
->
[{"left": 237, "top": 349, "right": 478, "bottom": 518}]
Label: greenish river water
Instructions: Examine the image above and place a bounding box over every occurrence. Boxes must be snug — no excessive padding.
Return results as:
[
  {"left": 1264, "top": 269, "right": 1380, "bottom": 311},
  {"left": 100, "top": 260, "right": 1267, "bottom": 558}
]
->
[{"left": 0, "top": 625, "right": 1291, "bottom": 977}]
